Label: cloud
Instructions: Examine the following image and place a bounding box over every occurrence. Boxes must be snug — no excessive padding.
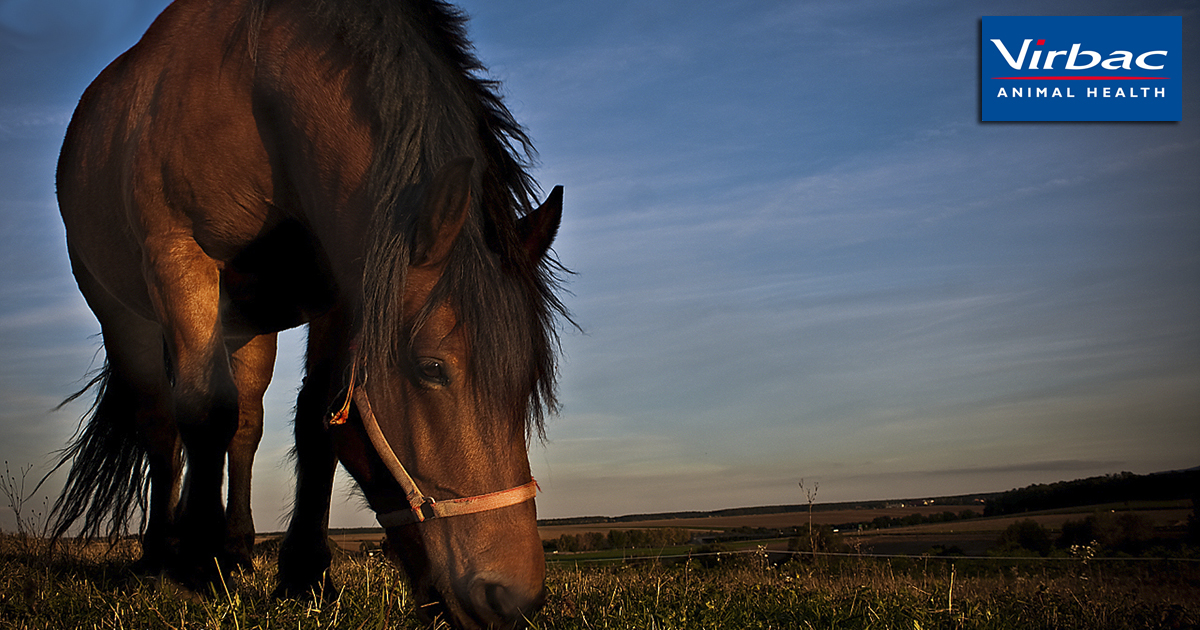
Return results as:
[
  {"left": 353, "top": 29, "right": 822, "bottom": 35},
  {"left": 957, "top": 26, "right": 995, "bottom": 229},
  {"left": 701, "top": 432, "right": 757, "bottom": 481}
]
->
[{"left": 0, "top": 106, "right": 72, "bottom": 139}]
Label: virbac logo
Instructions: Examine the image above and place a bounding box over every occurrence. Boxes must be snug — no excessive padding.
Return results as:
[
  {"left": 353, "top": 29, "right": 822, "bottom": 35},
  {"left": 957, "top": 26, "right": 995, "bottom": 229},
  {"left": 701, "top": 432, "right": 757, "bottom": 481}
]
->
[
  {"left": 981, "top": 17, "right": 1181, "bottom": 122},
  {"left": 991, "top": 40, "right": 1167, "bottom": 72}
]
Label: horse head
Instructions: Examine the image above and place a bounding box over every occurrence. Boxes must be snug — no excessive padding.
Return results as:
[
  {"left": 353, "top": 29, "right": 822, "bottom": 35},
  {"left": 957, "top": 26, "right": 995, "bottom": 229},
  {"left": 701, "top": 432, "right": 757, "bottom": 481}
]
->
[{"left": 331, "top": 158, "right": 562, "bottom": 628}]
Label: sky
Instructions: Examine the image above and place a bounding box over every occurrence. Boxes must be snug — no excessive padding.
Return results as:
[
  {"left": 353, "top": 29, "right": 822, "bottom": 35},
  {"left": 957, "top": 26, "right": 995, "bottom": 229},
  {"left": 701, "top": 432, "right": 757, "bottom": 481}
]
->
[{"left": 1, "top": 0, "right": 1197, "bottom": 532}]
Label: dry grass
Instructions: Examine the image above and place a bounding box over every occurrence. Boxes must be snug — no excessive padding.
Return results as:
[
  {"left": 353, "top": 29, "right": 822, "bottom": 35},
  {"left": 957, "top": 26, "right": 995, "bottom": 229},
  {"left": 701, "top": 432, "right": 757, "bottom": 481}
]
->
[
  {"left": 536, "top": 553, "right": 1199, "bottom": 630},
  {"left": 2, "top": 535, "right": 1197, "bottom": 629}
]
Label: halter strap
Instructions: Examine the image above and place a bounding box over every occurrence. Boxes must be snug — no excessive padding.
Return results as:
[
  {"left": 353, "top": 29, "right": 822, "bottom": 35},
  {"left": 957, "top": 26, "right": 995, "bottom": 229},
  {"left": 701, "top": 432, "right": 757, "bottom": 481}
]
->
[{"left": 351, "top": 387, "right": 538, "bottom": 527}]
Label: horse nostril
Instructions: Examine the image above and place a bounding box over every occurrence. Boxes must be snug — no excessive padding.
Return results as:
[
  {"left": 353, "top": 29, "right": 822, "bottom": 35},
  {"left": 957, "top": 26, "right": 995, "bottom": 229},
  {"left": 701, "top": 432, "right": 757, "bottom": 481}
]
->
[{"left": 467, "top": 575, "right": 545, "bottom": 626}]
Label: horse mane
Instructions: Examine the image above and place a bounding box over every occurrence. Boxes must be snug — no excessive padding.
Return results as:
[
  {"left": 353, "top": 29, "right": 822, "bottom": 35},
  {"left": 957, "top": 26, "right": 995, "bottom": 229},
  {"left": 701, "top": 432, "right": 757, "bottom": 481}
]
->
[{"left": 252, "top": 0, "right": 567, "bottom": 435}]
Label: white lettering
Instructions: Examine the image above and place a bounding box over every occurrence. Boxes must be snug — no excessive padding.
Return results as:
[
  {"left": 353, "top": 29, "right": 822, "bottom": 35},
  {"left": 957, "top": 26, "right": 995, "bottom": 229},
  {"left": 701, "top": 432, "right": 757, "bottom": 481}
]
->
[
  {"left": 1052, "top": 87, "right": 1062, "bottom": 97},
  {"left": 1115, "top": 87, "right": 1125, "bottom": 97},
  {"left": 1065, "top": 43, "right": 1100, "bottom": 70},
  {"left": 1102, "top": 51, "right": 1134, "bottom": 70},
  {"left": 991, "top": 39, "right": 1032, "bottom": 69},
  {"left": 1043, "top": 49, "right": 1068, "bottom": 68},
  {"left": 1067, "top": 87, "right": 1074, "bottom": 97},
  {"left": 1103, "top": 87, "right": 1111, "bottom": 97},
  {"left": 990, "top": 39, "right": 1169, "bottom": 74},
  {"left": 997, "top": 88, "right": 1008, "bottom": 97},
  {"left": 1136, "top": 51, "right": 1167, "bottom": 70},
  {"left": 1036, "top": 87, "right": 1048, "bottom": 97},
  {"left": 1088, "top": 87, "right": 1097, "bottom": 97},
  {"left": 1156, "top": 87, "right": 1165, "bottom": 97}
]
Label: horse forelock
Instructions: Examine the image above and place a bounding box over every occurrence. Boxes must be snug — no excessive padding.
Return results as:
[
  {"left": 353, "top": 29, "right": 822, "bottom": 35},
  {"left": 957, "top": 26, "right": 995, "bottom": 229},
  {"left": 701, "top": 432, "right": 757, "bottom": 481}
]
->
[{"left": 272, "top": 0, "right": 566, "bottom": 436}]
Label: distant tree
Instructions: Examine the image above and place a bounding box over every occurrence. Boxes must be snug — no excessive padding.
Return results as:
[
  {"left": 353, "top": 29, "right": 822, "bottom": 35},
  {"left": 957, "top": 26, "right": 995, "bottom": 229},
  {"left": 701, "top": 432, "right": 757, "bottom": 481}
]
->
[
  {"left": 995, "top": 519, "right": 1052, "bottom": 556},
  {"left": 557, "top": 534, "right": 579, "bottom": 552},
  {"left": 607, "top": 529, "right": 629, "bottom": 549},
  {"left": 1058, "top": 517, "right": 1097, "bottom": 550},
  {"left": 788, "top": 524, "right": 846, "bottom": 555},
  {"left": 1115, "top": 513, "right": 1155, "bottom": 555},
  {"left": 1057, "top": 511, "right": 1156, "bottom": 555},
  {"left": 583, "top": 532, "right": 606, "bottom": 551}
]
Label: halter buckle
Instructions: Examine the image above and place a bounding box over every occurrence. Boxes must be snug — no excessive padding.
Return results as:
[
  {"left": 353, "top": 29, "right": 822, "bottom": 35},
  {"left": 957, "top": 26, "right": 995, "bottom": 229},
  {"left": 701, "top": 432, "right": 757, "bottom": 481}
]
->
[{"left": 417, "top": 497, "right": 438, "bottom": 522}]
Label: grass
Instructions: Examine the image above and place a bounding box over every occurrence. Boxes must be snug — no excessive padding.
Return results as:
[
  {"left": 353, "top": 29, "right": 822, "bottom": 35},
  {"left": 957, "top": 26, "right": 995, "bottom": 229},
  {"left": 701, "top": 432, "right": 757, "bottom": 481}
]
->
[
  {"left": 2, "top": 535, "right": 1198, "bottom": 629},
  {"left": 1, "top": 535, "right": 418, "bottom": 630},
  {"left": 537, "top": 554, "right": 1199, "bottom": 630}
]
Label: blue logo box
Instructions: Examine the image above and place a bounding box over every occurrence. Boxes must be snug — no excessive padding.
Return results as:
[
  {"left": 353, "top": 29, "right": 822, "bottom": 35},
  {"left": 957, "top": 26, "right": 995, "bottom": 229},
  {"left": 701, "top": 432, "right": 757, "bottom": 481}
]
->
[{"left": 982, "top": 16, "right": 1182, "bottom": 122}]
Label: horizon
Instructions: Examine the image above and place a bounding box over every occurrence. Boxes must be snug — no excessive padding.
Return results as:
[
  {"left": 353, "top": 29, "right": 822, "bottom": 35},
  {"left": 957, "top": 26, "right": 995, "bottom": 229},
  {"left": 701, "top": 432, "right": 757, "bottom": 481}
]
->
[
  {"left": 66, "top": 465, "right": 1194, "bottom": 536},
  {"left": 2, "top": 0, "right": 1197, "bottom": 532}
]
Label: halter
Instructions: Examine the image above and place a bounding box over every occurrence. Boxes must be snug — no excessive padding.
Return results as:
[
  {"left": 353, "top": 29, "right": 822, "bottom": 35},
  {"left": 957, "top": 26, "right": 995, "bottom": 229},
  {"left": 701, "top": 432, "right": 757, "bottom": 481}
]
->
[{"left": 329, "top": 364, "right": 538, "bottom": 527}]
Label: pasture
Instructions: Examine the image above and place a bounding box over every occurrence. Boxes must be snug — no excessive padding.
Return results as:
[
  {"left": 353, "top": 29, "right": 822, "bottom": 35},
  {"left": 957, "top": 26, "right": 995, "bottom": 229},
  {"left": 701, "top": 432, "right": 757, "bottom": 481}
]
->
[
  {"left": 3, "top": 534, "right": 1196, "bottom": 629},
  {"left": 3, "top": 501, "right": 1196, "bottom": 629}
]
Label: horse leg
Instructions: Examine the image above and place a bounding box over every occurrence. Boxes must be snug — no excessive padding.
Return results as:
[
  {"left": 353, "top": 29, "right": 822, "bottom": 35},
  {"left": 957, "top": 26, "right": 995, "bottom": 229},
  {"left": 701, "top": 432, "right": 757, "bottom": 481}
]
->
[
  {"left": 143, "top": 239, "right": 240, "bottom": 583},
  {"left": 67, "top": 253, "right": 181, "bottom": 572},
  {"left": 275, "top": 312, "right": 347, "bottom": 599},
  {"left": 223, "top": 332, "right": 276, "bottom": 572}
]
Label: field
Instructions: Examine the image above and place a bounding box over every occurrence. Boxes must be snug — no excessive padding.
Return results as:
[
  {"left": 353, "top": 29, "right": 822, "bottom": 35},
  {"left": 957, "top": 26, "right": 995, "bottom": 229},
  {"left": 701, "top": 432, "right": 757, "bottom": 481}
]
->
[
  {"left": 3, "top": 502, "right": 1197, "bottom": 629},
  {"left": 538, "top": 501, "right": 1193, "bottom": 556},
  {"left": 2, "top": 535, "right": 1197, "bottom": 629},
  {"left": 538, "top": 504, "right": 981, "bottom": 541}
]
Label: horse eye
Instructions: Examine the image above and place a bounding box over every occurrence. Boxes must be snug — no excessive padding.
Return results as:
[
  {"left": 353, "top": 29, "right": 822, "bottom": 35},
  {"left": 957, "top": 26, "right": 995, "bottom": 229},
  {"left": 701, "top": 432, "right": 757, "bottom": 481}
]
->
[{"left": 416, "top": 358, "right": 449, "bottom": 386}]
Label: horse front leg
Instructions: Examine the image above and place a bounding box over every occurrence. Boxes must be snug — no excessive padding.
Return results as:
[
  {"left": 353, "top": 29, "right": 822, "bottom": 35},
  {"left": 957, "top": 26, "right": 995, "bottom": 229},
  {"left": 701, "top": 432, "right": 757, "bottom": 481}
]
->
[
  {"left": 275, "top": 312, "right": 347, "bottom": 599},
  {"left": 224, "top": 332, "right": 277, "bottom": 572},
  {"left": 146, "top": 239, "right": 239, "bottom": 585}
]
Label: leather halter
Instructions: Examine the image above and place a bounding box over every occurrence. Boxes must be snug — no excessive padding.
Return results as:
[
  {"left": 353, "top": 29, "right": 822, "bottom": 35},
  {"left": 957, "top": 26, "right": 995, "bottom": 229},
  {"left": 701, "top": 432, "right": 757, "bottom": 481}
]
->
[{"left": 329, "top": 364, "right": 538, "bottom": 527}]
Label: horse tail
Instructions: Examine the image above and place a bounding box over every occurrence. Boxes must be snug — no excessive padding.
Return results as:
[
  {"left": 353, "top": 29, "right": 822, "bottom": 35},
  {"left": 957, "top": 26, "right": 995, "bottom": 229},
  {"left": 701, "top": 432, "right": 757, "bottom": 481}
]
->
[{"left": 44, "top": 362, "right": 150, "bottom": 542}]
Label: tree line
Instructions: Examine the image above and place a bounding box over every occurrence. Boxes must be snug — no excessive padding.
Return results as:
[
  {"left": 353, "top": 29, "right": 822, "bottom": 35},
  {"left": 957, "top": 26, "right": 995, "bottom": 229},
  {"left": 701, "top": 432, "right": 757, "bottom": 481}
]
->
[
  {"left": 984, "top": 469, "right": 1198, "bottom": 516},
  {"left": 862, "top": 509, "right": 980, "bottom": 531},
  {"left": 993, "top": 509, "right": 1195, "bottom": 558},
  {"left": 545, "top": 528, "right": 693, "bottom": 553}
]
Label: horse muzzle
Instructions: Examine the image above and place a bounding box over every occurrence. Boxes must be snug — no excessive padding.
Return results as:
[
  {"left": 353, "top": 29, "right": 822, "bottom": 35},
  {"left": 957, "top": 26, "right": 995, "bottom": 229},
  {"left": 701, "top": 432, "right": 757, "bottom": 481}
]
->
[
  {"left": 390, "top": 534, "right": 547, "bottom": 630},
  {"left": 457, "top": 571, "right": 546, "bottom": 628}
]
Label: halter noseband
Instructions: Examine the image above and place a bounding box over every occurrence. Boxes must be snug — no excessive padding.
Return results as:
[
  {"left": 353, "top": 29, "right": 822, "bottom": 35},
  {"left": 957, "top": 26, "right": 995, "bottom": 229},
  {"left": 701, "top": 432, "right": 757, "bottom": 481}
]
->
[{"left": 329, "top": 364, "right": 538, "bottom": 527}]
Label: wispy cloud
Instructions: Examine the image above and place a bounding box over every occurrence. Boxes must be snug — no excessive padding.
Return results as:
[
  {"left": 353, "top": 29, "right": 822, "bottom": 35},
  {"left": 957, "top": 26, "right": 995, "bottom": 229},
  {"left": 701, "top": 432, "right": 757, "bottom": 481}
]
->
[{"left": 0, "top": 106, "right": 72, "bottom": 139}]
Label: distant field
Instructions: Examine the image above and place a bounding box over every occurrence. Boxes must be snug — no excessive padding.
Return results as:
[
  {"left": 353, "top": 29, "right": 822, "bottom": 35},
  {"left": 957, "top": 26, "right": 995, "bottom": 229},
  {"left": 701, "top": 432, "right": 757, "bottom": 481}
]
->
[
  {"left": 848, "top": 504, "right": 1191, "bottom": 555},
  {"left": 539, "top": 504, "right": 983, "bottom": 539},
  {"left": 536, "top": 501, "right": 1193, "bottom": 558},
  {"left": 308, "top": 501, "right": 1193, "bottom": 555}
]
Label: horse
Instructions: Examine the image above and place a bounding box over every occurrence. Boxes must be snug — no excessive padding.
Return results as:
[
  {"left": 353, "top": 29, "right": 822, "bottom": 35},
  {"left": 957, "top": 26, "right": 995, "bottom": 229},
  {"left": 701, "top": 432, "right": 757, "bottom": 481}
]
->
[{"left": 48, "top": 0, "right": 567, "bottom": 626}]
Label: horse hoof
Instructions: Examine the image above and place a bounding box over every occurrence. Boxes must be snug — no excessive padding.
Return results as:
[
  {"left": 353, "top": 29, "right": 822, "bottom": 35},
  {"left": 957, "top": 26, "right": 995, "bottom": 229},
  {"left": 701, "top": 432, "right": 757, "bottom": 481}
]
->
[
  {"left": 221, "top": 548, "right": 255, "bottom": 574},
  {"left": 272, "top": 574, "right": 340, "bottom": 602}
]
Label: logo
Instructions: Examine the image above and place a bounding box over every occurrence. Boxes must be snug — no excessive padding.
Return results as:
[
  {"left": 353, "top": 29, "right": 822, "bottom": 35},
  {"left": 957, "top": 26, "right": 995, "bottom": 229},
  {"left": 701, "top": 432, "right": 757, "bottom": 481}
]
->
[{"left": 982, "top": 16, "right": 1182, "bottom": 121}]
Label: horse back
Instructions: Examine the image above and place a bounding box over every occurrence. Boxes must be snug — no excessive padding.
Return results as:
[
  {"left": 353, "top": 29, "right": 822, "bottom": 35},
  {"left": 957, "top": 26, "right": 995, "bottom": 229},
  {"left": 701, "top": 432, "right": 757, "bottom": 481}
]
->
[{"left": 57, "top": 0, "right": 368, "bottom": 328}]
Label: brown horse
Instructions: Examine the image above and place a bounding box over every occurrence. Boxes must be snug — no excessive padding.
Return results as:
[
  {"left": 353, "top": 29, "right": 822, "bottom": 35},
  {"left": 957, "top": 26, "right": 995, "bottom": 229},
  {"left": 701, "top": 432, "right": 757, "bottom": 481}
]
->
[{"left": 49, "top": 0, "right": 567, "bottom": 626}]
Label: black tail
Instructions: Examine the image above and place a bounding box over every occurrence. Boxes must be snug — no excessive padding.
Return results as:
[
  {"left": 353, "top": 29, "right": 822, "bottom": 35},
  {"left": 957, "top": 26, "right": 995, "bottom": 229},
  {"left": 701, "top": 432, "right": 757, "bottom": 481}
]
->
[{"left": 44, "top": 362, "right": 150, "bottom": 541}]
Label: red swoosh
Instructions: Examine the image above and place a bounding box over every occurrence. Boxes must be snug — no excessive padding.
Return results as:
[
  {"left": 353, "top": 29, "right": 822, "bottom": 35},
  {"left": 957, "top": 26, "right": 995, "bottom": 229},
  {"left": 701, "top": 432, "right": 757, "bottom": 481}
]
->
[{"left": 991, "top": 76, "right": 1168, "bottom": 80}]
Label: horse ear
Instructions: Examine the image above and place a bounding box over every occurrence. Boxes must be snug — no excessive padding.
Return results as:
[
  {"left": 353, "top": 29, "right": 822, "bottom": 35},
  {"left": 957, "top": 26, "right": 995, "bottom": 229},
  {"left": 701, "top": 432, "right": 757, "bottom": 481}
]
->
[
  {"left": 517, "top": 185, "right": 563, "bottom": 263},
  {"left": 412, "top": 157, "right": 474, "bottom": 267}
]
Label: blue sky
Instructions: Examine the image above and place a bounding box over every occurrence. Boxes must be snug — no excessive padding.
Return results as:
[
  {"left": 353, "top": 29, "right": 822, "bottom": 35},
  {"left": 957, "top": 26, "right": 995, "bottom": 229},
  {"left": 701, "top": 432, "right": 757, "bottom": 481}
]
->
[{"left": 1, "top": 0, "right": 1197, "bottom": 531}]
